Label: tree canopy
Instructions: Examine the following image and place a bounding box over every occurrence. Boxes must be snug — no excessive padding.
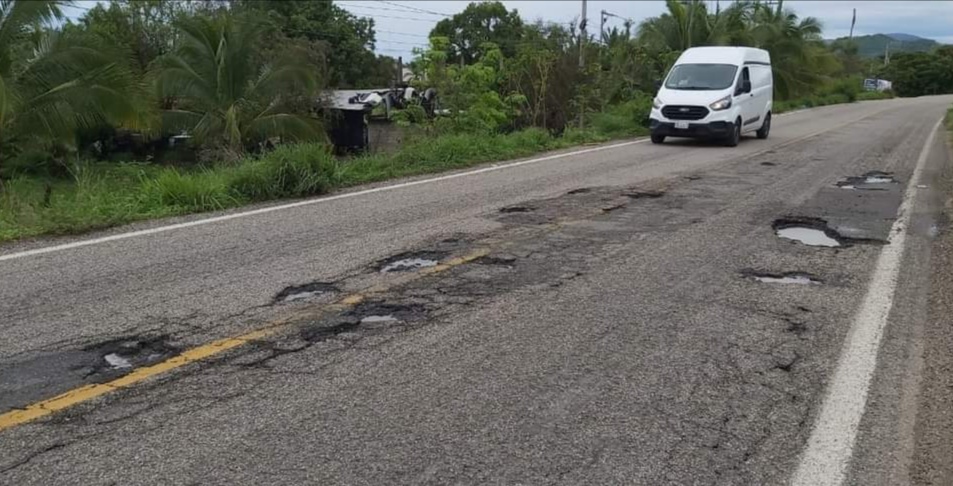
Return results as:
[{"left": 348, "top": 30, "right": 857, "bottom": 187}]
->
[{"left": 430, "top": 1, "right": 524, "bottom": 65}]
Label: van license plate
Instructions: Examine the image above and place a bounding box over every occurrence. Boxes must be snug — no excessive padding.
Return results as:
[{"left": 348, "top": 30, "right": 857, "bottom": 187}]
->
[{"left": 674, "top": 121, "right": 689, "bottom": 130}]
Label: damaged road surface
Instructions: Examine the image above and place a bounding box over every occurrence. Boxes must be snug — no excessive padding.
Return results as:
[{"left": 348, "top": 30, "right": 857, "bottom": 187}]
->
[{"left": 1, "top": 96, "right": 952, "bottom": 485}]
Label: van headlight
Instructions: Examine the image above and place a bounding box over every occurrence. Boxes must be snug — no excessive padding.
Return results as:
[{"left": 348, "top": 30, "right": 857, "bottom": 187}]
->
[
  {"left": 653, "top": 97, "right": 663, "bottom": 109},
  {"left": 709, "top": 96, "right": 732, "bottom": 111}
]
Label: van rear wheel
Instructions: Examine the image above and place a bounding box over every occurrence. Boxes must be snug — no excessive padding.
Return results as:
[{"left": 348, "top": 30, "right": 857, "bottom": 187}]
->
[{"left": 756, "top": 113, "right": 771, "bottom": 139}]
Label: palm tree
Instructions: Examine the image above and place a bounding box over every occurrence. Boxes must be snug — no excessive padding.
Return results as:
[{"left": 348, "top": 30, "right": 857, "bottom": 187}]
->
[
  {"left": 0, "top": 0, "right": 136, "bottom": 181},
  {"left": 637, "top": 0, "right": 716, "bottom": 53},
  {"left": 750, "top": 0, "right": 837, "bottom": 98},
  {"left": 154, "top": 13, "right": 322, "bottom": 158}
]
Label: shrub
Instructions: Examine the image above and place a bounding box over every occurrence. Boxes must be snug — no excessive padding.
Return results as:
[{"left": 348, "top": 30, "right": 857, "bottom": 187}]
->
[
  {"left": 228, "top": 143, "right": 338, "bottom": 201},
  {"left": 590, "top": 94, "right": 652, "bottom": 138},
  {"left": 141, "top": 168, "right": 236, "bottom": 211}
]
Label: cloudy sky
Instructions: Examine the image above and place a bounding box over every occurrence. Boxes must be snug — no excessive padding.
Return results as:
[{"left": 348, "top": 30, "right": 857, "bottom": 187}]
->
[
  {"left": 66, "top": 1, "right": 952, "bottom": 60},
  {"left": 333, "top": 0, "right": 953, "bottom": 59}
]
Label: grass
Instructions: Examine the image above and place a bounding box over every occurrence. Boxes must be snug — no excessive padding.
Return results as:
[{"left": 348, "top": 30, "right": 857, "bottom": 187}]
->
[
  {"left": 0, "top": 91, "right": 902, "bottom": 243},
  {"left": 0, "top": 122, "right": 639, "bottom": 242},
  {"left": 774, "top": 89, "right": 894, "bottom": 114},
  {"left": 947, "top": 105, "right": 953, "bottom": 134}
]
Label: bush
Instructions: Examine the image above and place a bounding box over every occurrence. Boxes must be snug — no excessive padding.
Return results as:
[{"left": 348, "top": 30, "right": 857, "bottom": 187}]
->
[
  {"left": 589, "top": 94, "right": 652, "bottom": 138},
  {"left": 228, "top": 143, "right": 337, "bottom": 201},
  {"left": 825, "top": 77, "right": 862, "bottom": 102},
  {"left": 141, "top": 168, "right": 236, "bottom": 211}
]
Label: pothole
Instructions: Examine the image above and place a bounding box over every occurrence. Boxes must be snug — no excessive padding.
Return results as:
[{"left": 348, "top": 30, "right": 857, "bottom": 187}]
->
[
  {"left": 761, "top": 162, "right": 777, "bottom": 166},
  {"left": 84, "top": 335, "right": 180, "bottom": 377},
  {"left": 837, "top": 171, "right": 899, "bottom": 190},
  {"left": 741, "top": 270, "right": 821, "bottom": 285},
  {"left": 274, "top": 282, "right": 338, "bottom": 303},
  {"left": 360, "top": 315, "right": 399, "bottom": 324},
  {"left": 347, "top": 302, "right": 427, "bottom": 323},
  {"left": 567, "top": 188, "right": 592, "bottom": 195},
  {"left": 500, "top": 205, "right": 534, "bottom": 213},
  {"left": 299, "top": 321, "right": 360, "bottom": 343},
  {"left": 601, "top": 204, "right": 626, "bottom": 212},
  {"left": 378, "top": 251, "right": 446, "bottom": 273},
  {"left": 772, "top": 218, "right": 843, "bottom": 247},
  {"left": 103, "top": 353, "right": 133, "bottom": 369}
]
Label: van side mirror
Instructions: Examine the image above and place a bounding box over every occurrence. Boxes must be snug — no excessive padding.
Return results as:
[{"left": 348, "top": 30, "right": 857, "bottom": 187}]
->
[{"left": 654, "top": 80, "right": 662, "bottom": 90}]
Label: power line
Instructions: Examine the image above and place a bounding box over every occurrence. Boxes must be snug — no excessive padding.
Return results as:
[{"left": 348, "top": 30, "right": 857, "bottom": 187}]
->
[
  {"left": 337, "top": 6, "right": 441, "bottom": 23},
  {"left": 372, "top": 1, "right": 452, "bottom": 18},
  {"left": 339, "top": 2, "right": 447, "bottom": 18},
  {"left": 375, "top": 39, "right": 429, "bottom": 47},
  {"left": 376, "top": 29, "right": 430, "bottom": 39}
]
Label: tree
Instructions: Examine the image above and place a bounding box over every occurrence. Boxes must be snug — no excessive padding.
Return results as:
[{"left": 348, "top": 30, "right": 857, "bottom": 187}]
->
[
  {"left": 64, "top": 0, "right": 181, "bottom": 75},
  {"left": 431, "top": 1, "right": 524, "bottom": 65},
  {"left": 881, "top": 48, "right": 953, "bottom": 97},
  {"left": 749, "top": 0, "right": 838, "bottom": 99},
  {"left": 154, "top": 13, "right": 322, "bottom": 158},
  {"left": 238, "top": 0, "right": 379, "bottom": 88},
  {"left": 637, "top": 0, "right": 716, "bottom": 52},
  {"left": 1, "top": 0, "right": 137, "bottom": 180}
]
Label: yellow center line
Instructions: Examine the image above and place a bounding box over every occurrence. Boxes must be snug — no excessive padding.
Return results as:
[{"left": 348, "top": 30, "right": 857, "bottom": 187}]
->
[{"left": 0, "top": 248, "right": 491, "bottom": 432}]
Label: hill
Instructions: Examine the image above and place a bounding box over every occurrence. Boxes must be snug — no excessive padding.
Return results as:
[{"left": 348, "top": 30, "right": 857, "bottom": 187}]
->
[{"left": 829, "top": 33, "right": 938, "bottom": 58}]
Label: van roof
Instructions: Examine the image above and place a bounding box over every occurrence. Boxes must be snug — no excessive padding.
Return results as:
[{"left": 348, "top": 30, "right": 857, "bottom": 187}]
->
[{"left": 675, "top": 46, "right": 771, "bottom": 66}]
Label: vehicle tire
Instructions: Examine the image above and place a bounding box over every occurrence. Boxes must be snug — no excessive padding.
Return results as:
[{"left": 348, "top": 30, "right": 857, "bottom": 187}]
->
[
  {"left": 756, "top": 113, "right": 771, "bottom": 139},
  {"left": 651, "top": 134, "right": 666, "bottom": 144},
  {"left": 724, "top": 119, "right": 741, "bottom": 147}
]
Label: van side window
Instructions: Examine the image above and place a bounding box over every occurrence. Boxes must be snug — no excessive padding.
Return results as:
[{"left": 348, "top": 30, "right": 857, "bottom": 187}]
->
[{"left": 740, "top": 67, "right": 750, "bottom": 90}]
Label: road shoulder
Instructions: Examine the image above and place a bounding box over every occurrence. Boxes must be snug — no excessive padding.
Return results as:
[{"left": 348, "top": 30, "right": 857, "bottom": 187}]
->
[{"left": 911, "top": 119, "right": 953, "bottom": 486}]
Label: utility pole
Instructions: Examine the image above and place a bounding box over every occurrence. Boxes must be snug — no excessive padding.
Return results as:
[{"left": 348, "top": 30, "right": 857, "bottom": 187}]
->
[
  {"left": 396, "top": 56, "right": 403, "bottom": 88},
  {"left": 600, "top": 10, "right": 632, "bottom": 44},
  {"left": 579, "top": 0, "right": 587, "bottom": 69},
  {"left": 849, "top": 8, "right": 856, "bottom": 40},
  {"left": 600, "top": 10, "right": 607, "bottom": 44}
]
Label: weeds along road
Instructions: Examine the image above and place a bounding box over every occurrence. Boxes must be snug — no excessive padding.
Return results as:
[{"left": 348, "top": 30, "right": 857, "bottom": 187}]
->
[{"left": 1, "top": 96, "right": 952, "bottom": 485}]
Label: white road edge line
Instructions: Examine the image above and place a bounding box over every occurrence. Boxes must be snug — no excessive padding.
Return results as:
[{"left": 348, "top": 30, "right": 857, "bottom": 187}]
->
[
  {"left": 0, "top": 139, "right": 649, "bottom": 262},
  {"left": 790, "top": 116, "right": 945, "bottom": 486}
]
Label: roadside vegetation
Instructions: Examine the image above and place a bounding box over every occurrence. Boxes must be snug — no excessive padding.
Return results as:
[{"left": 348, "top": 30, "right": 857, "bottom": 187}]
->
[{"left": 0, "top": 0, "right": 946, "bottom": 243}]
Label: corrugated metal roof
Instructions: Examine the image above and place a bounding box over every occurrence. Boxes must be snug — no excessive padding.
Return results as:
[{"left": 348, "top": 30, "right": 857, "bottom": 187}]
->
[{"left": 322, "top": 89, "right": 390, "bottom": 111}]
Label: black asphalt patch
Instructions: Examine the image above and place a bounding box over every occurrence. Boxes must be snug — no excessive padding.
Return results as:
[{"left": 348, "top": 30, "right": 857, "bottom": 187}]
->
[{"left": 0, "top": 335, "right": 180, "bottom": 413}]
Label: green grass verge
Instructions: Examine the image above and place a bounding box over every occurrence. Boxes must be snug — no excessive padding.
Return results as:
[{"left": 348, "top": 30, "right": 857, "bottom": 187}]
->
[
  {"left": 947, "top": 105, "right": 953, "bottom": 135},
  {"left": 0, "top": 125, "right": 641, "bottom": 242}
]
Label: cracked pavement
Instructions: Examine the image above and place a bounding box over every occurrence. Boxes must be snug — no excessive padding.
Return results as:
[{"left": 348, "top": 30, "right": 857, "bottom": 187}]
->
[{"left": 1, "top": 96, "right": 953, "bottom": 484}]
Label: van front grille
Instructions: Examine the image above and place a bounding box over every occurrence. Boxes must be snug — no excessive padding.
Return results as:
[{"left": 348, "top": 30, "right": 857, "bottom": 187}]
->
[{"left": 662, "top": 105, "right": 709, "bottom": 121}]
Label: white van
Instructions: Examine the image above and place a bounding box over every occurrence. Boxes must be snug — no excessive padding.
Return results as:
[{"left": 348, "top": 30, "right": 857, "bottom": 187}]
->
[{"left": 649, "top": 47, "right": 772, "bottom": 146}]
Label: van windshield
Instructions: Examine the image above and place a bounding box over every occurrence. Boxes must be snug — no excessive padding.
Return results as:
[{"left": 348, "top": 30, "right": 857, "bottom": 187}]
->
[{"left": 665, "top": 64, "right": 738, "bottom": 91}]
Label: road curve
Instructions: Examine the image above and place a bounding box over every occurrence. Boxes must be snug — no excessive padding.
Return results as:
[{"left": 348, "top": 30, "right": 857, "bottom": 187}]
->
[{"left": 1, "top": 96, "right": 952, "bottom": 485}]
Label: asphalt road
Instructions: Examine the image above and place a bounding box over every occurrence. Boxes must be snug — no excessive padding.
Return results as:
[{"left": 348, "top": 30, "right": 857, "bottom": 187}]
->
[{"left": 1, "top": 96, "right": 952, "bottom": 485}]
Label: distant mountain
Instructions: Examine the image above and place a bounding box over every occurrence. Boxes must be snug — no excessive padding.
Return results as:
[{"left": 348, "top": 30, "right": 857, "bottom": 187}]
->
[
  {"left": 829, "top": 33, "right": 938, "bottom": 58},
  {"left": 886, "top": 33, "right": 926, "bottom": 42}
]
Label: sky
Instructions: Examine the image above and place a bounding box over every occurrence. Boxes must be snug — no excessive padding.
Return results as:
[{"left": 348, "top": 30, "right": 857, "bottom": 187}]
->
[
  {"left": 335, "top": 0, "right": 953, "bottom": 59},
  {"left": 66, "top": 1, "right": 953, "bottom": 60}
]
